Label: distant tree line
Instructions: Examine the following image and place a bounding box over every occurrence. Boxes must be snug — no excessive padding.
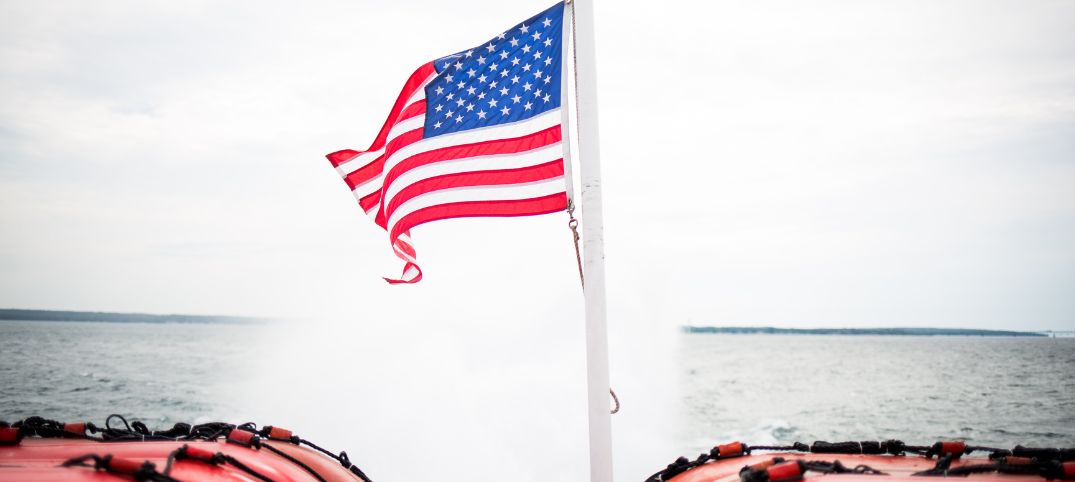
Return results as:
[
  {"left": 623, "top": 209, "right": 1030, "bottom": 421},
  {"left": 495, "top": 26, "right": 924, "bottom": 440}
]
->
[
  {"left": 0, "top": 309, "right": 262, "bottom": 324},
  {"left": 682, "top": 326, "right": 1044, "bottom": 337}
]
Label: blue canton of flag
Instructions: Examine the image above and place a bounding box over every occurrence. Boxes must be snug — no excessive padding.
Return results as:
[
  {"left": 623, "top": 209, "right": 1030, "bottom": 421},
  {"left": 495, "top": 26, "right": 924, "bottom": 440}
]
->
[{"left": 424, "top": 2, "right": 564, "bottom": 137}]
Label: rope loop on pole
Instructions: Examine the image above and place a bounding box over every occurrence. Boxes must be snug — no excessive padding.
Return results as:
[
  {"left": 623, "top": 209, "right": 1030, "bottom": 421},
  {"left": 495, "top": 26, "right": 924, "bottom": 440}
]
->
[{"left": 567, "top": 200, "right": 584, "bottom": 289}]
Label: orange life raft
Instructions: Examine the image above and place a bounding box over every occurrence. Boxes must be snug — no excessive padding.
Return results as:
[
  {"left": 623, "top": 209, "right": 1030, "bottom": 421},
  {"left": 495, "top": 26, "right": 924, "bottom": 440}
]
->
[
  {"left": 648, "top": 441, "right": 1075, "bottom": 482},
  {"left": 0, "top": 416, "right": 369, "bottom": 482}
]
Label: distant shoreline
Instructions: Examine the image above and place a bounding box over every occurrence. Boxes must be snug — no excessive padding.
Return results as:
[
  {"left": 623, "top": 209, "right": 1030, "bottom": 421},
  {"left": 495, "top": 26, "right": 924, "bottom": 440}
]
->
[
  {"left": 0, "top": 309, "right": 263, "bottom": 325},
  {"left": 683, "top": 326, "right": 1047, "bottom": 337},
  {"left": 0, "top": 309, "right": 1055, "bottom": 335}
]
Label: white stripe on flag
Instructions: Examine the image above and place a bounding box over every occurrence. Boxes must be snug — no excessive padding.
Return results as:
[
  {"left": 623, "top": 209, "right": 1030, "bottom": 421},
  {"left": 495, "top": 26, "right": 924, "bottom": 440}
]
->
[{"left": 386, "top": 176, "right": 565, "bottom": 234}]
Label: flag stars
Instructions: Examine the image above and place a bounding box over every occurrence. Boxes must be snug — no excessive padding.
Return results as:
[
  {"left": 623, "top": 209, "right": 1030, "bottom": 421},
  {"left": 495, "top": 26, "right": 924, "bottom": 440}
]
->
[{"left": 428, "top": 11, "right": 561, "bottom": 136}]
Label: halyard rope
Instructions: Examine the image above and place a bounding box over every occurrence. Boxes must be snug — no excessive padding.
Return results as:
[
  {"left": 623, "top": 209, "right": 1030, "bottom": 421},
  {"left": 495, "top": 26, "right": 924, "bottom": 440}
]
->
[
  {"left": 563, "top": 0, "right": 620, "bottom": 416},
  {"left": 567, "top": 200, "right": 585, "bottom": 288}
]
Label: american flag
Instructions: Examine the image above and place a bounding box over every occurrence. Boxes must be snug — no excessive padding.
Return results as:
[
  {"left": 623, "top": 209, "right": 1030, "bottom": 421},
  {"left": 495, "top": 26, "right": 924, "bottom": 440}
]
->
[{"left": 326, "top": 2, "right": 569, "bottom": 284}]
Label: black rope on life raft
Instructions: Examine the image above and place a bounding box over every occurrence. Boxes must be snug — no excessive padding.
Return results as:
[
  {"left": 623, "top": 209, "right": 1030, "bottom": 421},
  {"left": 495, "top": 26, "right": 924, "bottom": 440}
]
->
[
  {"left": 912, "top": 453, "right": 1075, "bottom": 479},
  {"left": 2, "top": 414, "right": 375, "bottom": 482},
  {"left": 645, "top": 440, "right": 1075, "bottom": 482},
  {"left": 739, "top": 457, "right": 887, "bottom": 482},
  {"left": 250, "top": 423, "right": 373, "bottom": 482},
  {"left": 163, "top": 444, "right": 276, "bottom": 482},
  {"left": 645, "top": 441, "right": 753, "bottom": 482},
  {"left": 225, "top": 426, "right": 329, "bottom": 482},
  {"left": 61, "top": 453, "right": 182, "bottom": 482}
]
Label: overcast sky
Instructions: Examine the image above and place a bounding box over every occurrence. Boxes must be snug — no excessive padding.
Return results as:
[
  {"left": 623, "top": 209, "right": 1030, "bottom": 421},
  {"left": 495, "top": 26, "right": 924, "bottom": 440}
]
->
[
  {"left": 3, "top": 1, "right": 1074, "bottom": 480},
  {"left": 2, "top": 1, "right": 1074, "bottom": 331}
]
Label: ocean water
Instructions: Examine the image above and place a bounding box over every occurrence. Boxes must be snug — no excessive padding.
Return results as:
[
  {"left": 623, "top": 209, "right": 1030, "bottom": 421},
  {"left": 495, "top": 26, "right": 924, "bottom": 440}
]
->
[
  {"left": 0, "top": 321, "right": 259, "bottom": 425},
  {"left": 680, "top": 334, "right": 1075, "bottom": 451},
  {"left": 2, "top": 321, "right": 1073, "bottom": 453}
]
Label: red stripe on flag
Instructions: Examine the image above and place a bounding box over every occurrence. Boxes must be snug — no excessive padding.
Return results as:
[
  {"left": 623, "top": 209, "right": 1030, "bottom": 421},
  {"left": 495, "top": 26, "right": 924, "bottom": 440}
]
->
[
  {"left": 384, "top": 159, "right": 565, "bottom": 221},
  {"left": 382, "top": 125, "right": 561, "bottom": 194},
  {"left": 389, "top": 193, "right": 568, "bottom": 242},
  {"left": 327, "top": 149, "right": 360, "bottom": 166},
  {"left": 397, "top": 100, "right": 426, "bottom": 122},
  {"left": 344, "top": 155, "right": 385, "bottom": 190},
  {"left": 324, "top": 62, "right": 434, "bottom": 167},
  {"left": 394, "top": 238, "right": 417, "bottom": 259},
  {"left": 359, "top": 191, "right": 380, "bottom": 213},
  {"left": 384, "top": 262, "right": 423, "bottom": 284},
  {"left": 374, "top": 205, "right": 388, "bottom": 229},
  {"left": 344, "top": 128, "right": 425, "bottom": 189}
]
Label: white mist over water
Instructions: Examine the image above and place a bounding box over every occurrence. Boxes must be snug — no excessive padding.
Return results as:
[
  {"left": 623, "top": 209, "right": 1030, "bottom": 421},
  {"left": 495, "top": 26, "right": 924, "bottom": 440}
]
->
[{"left": 234, "top": 305, "right": 681, "bottom": 482}]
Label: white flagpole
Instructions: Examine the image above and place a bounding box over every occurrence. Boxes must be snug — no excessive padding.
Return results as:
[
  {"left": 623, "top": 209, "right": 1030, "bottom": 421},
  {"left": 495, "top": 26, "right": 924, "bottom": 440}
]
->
[{"left": 567, "top": 1, "right": 614, "bottom": 481}]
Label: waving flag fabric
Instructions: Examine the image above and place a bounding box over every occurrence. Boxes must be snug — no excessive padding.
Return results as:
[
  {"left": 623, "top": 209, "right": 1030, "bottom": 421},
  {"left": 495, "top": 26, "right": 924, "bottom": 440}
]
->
[{"left": 326, "top": 2, "right": 568, "bottom": 284}]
